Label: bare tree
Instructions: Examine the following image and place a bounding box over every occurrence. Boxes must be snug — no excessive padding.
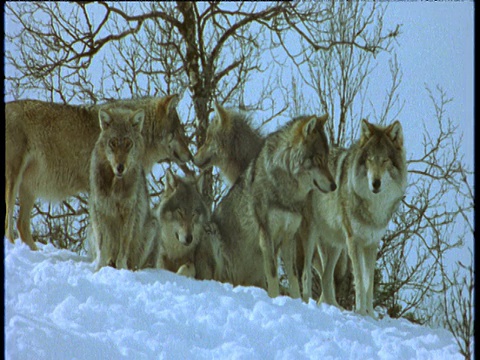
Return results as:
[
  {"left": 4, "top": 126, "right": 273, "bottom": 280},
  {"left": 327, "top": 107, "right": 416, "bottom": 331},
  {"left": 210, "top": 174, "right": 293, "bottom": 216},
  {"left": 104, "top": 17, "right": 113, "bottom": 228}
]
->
[{"left": 5, "top": 1, "right": 395, "bottom": 246}]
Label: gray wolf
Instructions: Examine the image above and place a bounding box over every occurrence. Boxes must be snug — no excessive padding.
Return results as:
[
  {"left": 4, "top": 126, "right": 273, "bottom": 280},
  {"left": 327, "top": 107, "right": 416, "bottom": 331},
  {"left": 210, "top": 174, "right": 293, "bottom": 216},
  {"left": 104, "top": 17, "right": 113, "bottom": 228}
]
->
[
  {"left": 195, "top": 105, "right": 326, "bottom": 297},
  {"left": 212, "top": 115, "right": 336, "bottom": 297},
  {"left": 89, "top": 108, "right": 159, "bottom": 271},
  {"left": 155, "top": 170, "right": 222, "bottom": 279},
  {"left": 193, "top": 102, "right": 263, "bottom": 186},
  {"left": 5, "top": 95, "right": 191, "bottom": 250},
  {"left": 306, "top": 119, "right": 407, "bottom": 317}
]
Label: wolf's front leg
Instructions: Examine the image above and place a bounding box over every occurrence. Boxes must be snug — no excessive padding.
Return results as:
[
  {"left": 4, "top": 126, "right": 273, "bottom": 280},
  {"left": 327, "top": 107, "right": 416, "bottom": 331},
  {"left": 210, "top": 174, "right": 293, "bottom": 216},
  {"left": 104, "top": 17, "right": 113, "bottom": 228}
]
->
[
  {"left": 347, "top": 237, "right": 368, "bottom": 316},
  {"left": 177, "top": 262, "right": 196, "bottom": 278},
  {"left": 115, "top": 234, "right": 131, "bottom": 270},
  {"left": 300, "top": 220, "right": 316, "bottom": 302},
  {"left": 364, "top": 244, "right": 378, "bottom": 318},
  {"left": 259, "top": 228, "right": 280, "bottom": 298},
  {"left": 281, "top": 238, "right": 300, "bottom": 299},
  {"left": 318, "top": 243, "right": 343, "bottom": 309}
]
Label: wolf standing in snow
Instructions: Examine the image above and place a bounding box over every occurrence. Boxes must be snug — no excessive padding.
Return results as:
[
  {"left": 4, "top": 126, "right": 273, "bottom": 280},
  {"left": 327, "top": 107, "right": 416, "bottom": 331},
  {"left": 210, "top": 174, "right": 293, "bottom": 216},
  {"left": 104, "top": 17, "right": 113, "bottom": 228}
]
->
[
  {"left": 155, "top": 170, "right": 223, "bottom": 279},
  {"left": 306, "top": 119, "right": 407, "bottom": 317},
  {"left": 5, "top": 95, "right": 190, "bottom": 250},
  {"left": 213, "top": 115, "right": 336, "bottom": 297},
  {"left": 193, "top": 102, "right": 264, "bottom": 187},
  {"left": 89, "top": 108, "right": 159, "bottom": 271}
]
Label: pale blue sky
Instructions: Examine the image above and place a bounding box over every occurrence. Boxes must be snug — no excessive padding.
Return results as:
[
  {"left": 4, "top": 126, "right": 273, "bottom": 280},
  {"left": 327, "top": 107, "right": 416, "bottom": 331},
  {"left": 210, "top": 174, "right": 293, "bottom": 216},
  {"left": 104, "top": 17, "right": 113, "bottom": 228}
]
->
[
  {"left": 370, "top": 2, "right": 474, "bottom": 168},
  {"left": 371, "top": 2, "right": 474, "bottom": 265}
]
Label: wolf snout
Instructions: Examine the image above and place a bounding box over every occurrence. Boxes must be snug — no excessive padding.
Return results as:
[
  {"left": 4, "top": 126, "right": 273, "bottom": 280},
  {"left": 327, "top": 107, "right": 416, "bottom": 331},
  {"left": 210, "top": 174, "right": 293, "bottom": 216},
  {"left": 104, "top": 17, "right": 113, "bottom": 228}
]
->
[
  {"left": 115, "top": 164, "right": 125, "bottom": 177},
  {"left": 314, "top": 180, "right": 337, "bottom": 193},
  {"left": 176, "top": 231, "right": 193, "bottom": 246},
  {"left": 372, "top": 179, "right": 381, "bottom": 193}
]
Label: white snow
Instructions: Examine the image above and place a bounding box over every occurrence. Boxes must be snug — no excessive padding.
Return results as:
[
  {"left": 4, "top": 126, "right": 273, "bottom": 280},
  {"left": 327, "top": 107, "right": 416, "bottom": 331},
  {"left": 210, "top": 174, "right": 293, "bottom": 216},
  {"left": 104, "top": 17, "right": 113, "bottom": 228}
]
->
[{"left": 5, "top": 240, "right": 463, "bottom": 360}]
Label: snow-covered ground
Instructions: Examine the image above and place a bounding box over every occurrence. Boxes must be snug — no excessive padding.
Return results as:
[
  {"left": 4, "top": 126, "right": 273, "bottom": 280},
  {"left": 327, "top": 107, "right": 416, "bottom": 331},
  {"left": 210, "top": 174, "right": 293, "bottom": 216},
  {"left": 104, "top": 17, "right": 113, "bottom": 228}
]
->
[{"left": 5, "top": 240, "right": 463, "bottom": 360}]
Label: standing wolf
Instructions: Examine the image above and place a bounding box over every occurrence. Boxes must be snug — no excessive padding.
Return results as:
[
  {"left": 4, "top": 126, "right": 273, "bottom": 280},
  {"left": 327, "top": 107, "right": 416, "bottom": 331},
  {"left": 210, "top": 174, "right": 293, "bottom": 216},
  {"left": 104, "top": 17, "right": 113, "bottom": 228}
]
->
[
  {"left": 213, "top": 115, "right": 336, "bottom": 297},
  {"left": 193, "top": 103, "right": 263, "bottom": 186},
  {"left": 155, "top": 170, "right": 222, "bottom": 279},
  {"left": 89, "top": 108, "right": 159, "bottom": 271},
  {"left": 252, "top": 115, "right": 337, "bottom": 298},
  {"left": 194, "top": 104, "right": 330, "bottom": 298},
  {"left": 306, "top": 119, "right": 407, "bottom": 317},
  {"left": 5, "top": 95, "right": 190, "bottom": 250}
]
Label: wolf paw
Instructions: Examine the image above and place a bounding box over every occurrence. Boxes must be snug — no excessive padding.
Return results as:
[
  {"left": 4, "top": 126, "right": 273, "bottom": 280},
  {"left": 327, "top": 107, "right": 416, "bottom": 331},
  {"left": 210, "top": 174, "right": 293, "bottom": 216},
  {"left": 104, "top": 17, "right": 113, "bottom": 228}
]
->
[{"left": 177, "top": 263, "right": 196, "bottom": 278}]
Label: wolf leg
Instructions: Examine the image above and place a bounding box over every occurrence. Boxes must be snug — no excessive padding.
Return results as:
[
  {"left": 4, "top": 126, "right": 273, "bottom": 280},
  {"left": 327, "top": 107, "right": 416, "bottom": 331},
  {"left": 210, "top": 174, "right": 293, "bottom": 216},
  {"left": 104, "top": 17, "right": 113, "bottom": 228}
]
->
[
  {"left": 281, "top": 238, "right": 300, "bottom": 299},
  {"left": 318, "top": 243, "right": 343, "bottom": 309},
  {"left": 177, "top": 262, "right": 196, "bottom": 278},
  {"left": 259, "top": 227, "right": 279, "bottom": 298},
  {"left": 347, "top": 237, "right": 367, "bottom": 315},
  {"left": 17, "top": 182, "right": 37, "bottom": 251},
  {"left": 364, "top": 244, "right": 378, "bottom": 318},
  {"left": 301, "top": 221, "right": 316, "bottom": 302}
]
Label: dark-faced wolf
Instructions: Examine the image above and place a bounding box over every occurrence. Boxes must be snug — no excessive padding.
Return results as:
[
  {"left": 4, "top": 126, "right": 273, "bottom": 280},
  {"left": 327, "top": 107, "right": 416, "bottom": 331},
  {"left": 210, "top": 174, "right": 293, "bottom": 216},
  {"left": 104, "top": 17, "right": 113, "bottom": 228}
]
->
[
  {"left": 308, "top": 119, "right": 407, "bottom": 317},
  {"left": 5, "top": 95, "right": 190, "bottom": 250},
  {"left": 155, "top": 170, "right": 223, "bottom": 279},
  {"left": 193, "top": 102, "right": 263, "bottom": 187},
  {"left": 89, "top": 108, "right": 159, "bottom": 271}
]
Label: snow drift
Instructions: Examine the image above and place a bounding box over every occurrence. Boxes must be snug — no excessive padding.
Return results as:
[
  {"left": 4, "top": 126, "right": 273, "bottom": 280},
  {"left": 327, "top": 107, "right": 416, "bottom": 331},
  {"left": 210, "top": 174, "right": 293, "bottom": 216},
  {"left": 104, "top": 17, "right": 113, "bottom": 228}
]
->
[{"left": 5, "top": 241, "right": 462, "bottom": 359}]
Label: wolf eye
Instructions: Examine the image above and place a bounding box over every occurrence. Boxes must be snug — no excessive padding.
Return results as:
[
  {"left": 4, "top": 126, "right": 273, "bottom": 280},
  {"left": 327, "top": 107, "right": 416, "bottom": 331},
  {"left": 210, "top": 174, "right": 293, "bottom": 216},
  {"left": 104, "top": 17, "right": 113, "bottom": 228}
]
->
[
  {"left": 109, "top": 139, "right": 118, "bottom": 149},
  {"left": 303, "top": 158, "right": 312, "bottom": 168},
  {"left": 175, "top": 209, "right": 184, "bottom": 219},
  {"left": 124, "top": 138, "right": 132, "bottom": 150}
]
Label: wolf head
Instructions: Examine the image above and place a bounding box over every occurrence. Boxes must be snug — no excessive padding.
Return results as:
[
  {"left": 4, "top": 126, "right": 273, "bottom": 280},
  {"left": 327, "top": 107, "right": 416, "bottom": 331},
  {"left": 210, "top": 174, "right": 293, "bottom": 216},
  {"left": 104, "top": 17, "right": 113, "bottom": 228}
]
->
[
  {"left": 98, "top": 108, "right": 145, "bottom": 178},
  {"left": 193, "top": 102, "right": 262, "bottom": 184},
  {"left": 152, "top": 94, "right": 192, "bottom": 165},
  {"left": 158, "top": 170, "right": 210, "bottom": 248},
  {"left": 274, "top": 114, "right": 337, "bottom": 194},
  {"left": 194, "top": 102, "right": 234, "bottom": 170},
  {"left": 354, "top": 119, "right": 407, "bottom": 194}
]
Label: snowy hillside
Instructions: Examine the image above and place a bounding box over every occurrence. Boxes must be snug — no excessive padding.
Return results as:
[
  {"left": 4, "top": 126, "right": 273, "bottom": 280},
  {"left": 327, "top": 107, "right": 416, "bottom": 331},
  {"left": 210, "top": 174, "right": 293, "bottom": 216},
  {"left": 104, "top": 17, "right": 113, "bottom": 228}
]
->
[{"left": 5, "top": 240, "right": 463, "bottom": 360}]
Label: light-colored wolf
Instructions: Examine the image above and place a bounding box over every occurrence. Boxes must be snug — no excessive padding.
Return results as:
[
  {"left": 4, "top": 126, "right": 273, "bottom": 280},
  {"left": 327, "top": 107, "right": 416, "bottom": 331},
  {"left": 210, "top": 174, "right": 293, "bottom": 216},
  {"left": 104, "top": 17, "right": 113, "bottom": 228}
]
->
[
  {"left": 5, "top": 95, "right": 191, "bottom": 250},
  {"left": 193, "top": 102, "right": 263, "bottom": 186},
  {"left": 155, "top": 170, "right": 223, "bottom": 279},
  {"left": 213, "top": 115, "right": 336, "bottom": 297},
  {"left": 306, "top": 119, "right": 407, "bottom": 317},
  {"left": 89, "top": 108, "right": 159, "bottom": 271}
]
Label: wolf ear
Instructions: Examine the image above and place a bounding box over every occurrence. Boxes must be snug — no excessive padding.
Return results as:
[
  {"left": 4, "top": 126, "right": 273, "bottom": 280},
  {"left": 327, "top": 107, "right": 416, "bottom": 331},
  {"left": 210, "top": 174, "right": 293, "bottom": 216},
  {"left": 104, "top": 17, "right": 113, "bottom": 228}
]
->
[
  {"left": 361, "top": 119, "right": 375, "bottom": 137},
  {"left": 360, "top": 119, "right": 376, "bottom": 145},
  {"left": 387, "top": 120, "right": 404, "bottom": 148},
  {"left": 196, "top": 171, "right": 206, "bottom": 194},
  {"left": 99, "top": 110, "right": 112, "bottom": 131},
  {"left": 165, "top": 169, "right": 178, "bottom": 193},
  {"left": 158, "top": 94, "right": 179, "bottom": 117},
  {"left": 213, "top": 102, "right": 231, "bottom": 128},
  {"left": 316, "top": 113, "right": 328, "bottom": 127},
  {"left": 302, "top": 116, "right": 318, "bottom": 138},
  {"left": 131, "top": 109, "right": 145, "bottom": 132}
]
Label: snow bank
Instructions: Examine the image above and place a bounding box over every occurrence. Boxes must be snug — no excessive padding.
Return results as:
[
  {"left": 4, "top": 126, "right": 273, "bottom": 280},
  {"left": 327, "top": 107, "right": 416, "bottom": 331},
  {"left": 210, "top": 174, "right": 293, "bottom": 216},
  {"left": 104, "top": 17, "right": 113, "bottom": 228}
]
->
[{"left": 5, "top": 241, "right": 462, "bottom": 359}]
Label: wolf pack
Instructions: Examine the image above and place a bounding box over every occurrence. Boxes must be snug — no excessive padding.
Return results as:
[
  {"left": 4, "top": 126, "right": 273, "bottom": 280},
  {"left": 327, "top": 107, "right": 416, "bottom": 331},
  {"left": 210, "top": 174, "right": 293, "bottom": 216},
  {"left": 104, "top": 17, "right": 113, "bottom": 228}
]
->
[{"left": 5, "top": 94, "right": 407, "bottom": 318}]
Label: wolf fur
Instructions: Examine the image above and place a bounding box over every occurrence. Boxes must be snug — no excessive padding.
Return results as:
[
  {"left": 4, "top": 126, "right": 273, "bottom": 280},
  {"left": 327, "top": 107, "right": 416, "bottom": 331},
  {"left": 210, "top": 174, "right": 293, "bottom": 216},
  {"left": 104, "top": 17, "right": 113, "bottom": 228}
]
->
[
  {"left": 253, "top": 115, "right": 337, "bottom": 298},
  {"left": 306, "top": 119, "right": 407, "bottom": 317},
  {"left": 212, "top": 115, "right": 336, "bottom": 297},
  {"left": 193, "top": 103, "right": 263, "bottom": 186},
  {"left": 5, "top": 95, "right": 190, "bottom": 250},
  {"left": 155, "top": 170, "right": 222, "bottom": 279},
  {"left": 195, "top": 105, "right": 329, "bottom": 298},
  {"left": 89, "top": 108, "right": 159, "bottom": 271}
]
